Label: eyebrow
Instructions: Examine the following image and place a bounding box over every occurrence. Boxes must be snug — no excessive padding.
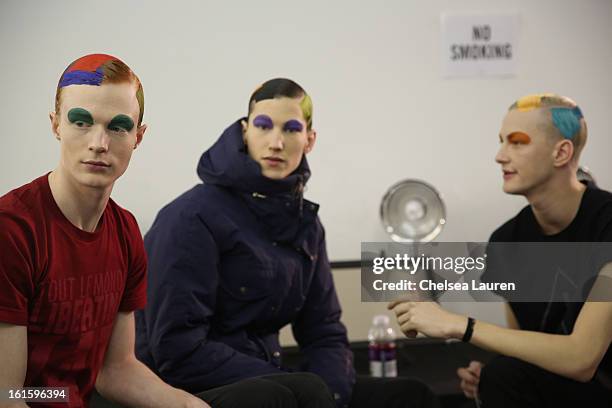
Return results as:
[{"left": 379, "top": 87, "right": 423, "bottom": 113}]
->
[
  {"left": 507, "top": 132, "right": 531, "bottom": 144},
  {"left": 284, "top": 120, "right": 304, "bottom": 132},
  {"left": 253, "top": 115, "right": 273, "bottom": 127},
  {"left": 108, "top": 114, "right": 135, "bottom": 132},
  {"left": 67, "top": 108, "right": 94, "bottom": 125}
]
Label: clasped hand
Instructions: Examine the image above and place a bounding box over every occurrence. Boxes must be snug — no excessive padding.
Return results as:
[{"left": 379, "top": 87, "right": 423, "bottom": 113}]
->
[{"left": 387, "top": 300, "right": 467, "bottom": 340}]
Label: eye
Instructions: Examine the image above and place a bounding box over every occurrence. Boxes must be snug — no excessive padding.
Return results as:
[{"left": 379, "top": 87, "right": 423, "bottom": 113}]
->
[
  {"left": 252, "top": 115, "right": 274, "bottom": 130},
  {"left": 107, "top": 115, "right": 135, "bottom": 133},
  {"left": 283, "top": 121, "right": 304, "bottom": 133},
  {"left": 109, "top": 126, "right": 128, "bottom": 133},
  {"left": 74, "top": 121, "right": 90, "bottom": 128},
  {"left": 67, "top": 108, "right": 94, "bottom": 127}
]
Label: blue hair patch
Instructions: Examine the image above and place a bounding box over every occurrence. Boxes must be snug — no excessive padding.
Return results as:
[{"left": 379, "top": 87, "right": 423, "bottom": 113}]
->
[
  {"left": 59, "top": 68, "right": 104, "bottom": 88},
  {"left": 551, "top": 107, "right": 582, "bottom": 140}
]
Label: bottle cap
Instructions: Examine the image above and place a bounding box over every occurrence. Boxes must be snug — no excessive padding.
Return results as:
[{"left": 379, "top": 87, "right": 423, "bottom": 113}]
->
[{"left": 373, "top": 314, "right": 390, "bottom": 326}]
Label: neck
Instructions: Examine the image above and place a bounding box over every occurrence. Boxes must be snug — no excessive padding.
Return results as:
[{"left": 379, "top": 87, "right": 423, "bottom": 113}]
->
[
  {"left": 48, "top": 169, "right": 113, "bottom": 232},
  {"left": 524, "top": 175, "right": 586, "bottom": 235}
]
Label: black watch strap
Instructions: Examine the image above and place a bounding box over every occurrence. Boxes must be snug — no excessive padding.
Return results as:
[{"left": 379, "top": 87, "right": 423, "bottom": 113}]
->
[{"left": 462, "top": 317, "right": 475, "bottom": 342}]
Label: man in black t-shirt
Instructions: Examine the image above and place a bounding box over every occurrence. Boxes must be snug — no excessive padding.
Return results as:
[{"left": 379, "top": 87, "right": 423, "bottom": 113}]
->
[{"left": 388, "top": 93, "right": 612, "bottom": 407}]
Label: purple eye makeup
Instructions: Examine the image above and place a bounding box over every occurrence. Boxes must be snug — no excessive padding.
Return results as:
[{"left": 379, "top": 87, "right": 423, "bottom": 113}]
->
[
  {"left": 283, "top": 120, "right": 303, "bottom": 133},
  {"left": 253, "top": 115, "right": 273, "bottom": 129}
]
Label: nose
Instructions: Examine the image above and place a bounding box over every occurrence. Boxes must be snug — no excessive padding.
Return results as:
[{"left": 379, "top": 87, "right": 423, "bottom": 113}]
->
[
  {"left": 495, "top": 143, "right": 509, "bottom": 164},
  {"left": 88, "top": 126, "right": 110, "bottom": 154},
  {"left": 268, "top": 129, "right": 284, "bottom": 151}
]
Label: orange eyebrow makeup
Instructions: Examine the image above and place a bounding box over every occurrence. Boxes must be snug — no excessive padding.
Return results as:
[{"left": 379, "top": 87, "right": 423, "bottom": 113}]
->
[{"left": 507, "top": 132, "right": 532, "bottom": 144}]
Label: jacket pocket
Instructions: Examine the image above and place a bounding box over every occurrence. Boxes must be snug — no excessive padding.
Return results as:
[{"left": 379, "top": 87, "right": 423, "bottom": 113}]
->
[{"left": 217, "top": 247, "right": 274, "bottom": 302}]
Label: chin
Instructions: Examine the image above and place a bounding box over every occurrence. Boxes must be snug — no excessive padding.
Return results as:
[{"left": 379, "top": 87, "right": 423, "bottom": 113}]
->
[
  {"left": 75, "top": 172, "right": 116, "bottom": 190},
  {"left": 261, "top": 168, "right": 289, "bottom": 180},
  {"left": 502, "top": 182, "right": 524, "bottom": 196},
  {"left": 262, "top": 172, "right": 287, "bottom": 180}
]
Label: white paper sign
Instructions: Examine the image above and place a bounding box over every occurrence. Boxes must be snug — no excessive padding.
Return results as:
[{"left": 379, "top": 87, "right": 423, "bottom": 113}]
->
[{"left": 441, "top": 12, "right": 519, "bottom": 78}]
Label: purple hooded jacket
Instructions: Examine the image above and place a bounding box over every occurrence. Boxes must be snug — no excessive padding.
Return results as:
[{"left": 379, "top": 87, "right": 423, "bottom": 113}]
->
[{"left": 135, "top": 120, "right": 355, "bottom": 406}]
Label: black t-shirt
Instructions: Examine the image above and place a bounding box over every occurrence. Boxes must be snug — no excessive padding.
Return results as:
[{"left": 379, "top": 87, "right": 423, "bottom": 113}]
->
[{"left": 485, "top": 184, "right": 612, "bottom": 379}]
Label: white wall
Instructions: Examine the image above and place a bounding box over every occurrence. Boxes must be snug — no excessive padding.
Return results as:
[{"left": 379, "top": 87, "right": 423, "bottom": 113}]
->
[{"left": 1, "top": 0, "right": 611, "bottom": 335}]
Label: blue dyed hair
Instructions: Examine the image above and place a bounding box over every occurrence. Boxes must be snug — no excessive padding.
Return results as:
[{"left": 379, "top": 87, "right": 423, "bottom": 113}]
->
[
  {"left": 551, "top": 106, "right": 583, "bottom": 140},
  {"left": 509, "top": 93, "right": 587, "bottom": 160}
]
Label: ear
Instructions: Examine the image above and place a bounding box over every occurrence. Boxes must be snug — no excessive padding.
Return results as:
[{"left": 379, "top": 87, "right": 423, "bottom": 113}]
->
[
  {"left": 552, "top": 139, "right": 574, "bottom": 167},
  {"left": 49, "top": 112, "right": 60, "bottom": 140},
  {"left": 241, "top": 119, "right": 248, "bottom": 144},
  {"left": 134, "top": 123, "right": 147, "bottom": 149},
  {"left": 304, "top": 129, "right": 317, "bottom": 154}
]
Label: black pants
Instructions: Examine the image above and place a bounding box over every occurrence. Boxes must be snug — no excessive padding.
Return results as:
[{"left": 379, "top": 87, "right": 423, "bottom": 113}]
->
[
  {"left": 479, "top": 356, "right": 612, "bottom": 408},
  {"left": 197, "top": 374, "right": 439, "bottom": 408},
  {"left": 349, "top": 376, "right": 439, "bottom": 408},
  {"left": 196, "top": 372, "right": 336, "bottom": 408}
]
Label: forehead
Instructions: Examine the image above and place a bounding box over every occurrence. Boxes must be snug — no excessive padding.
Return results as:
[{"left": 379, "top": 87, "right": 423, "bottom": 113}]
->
[
  {"left": 59, "top": 82, "right": 139, "bottom": 119},
  {"left": 250, "top": 97, "right": 305, "bottom": 122},
  {"left": 500, "top": 107, "right": 550, "bottom": 138}
]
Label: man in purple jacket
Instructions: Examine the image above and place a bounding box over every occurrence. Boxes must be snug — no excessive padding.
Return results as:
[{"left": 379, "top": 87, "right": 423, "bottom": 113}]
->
[{"left": 136, "top": 78, "right": 438, "bottom": 408}]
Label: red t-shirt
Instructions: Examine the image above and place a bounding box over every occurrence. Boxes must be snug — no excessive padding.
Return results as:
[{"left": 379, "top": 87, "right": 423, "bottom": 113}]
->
[{"left": 0, "top": 174, "right": 147, "bottom": 407}]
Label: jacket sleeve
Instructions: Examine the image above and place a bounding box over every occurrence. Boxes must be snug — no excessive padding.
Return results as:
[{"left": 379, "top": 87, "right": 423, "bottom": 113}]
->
[
  {"left": 141, "top": 205, "right": 282, "bottom": 392},
  {"left": 291, "top": 228, "right": 356, "bottom": 408}
]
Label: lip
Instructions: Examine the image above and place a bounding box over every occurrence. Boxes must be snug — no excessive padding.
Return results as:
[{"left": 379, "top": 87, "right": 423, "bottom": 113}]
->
[
  {"left": 502, "top": 170, "right": 516, "bottom": 180},
  {"left": 82, "top": 160, "right": 111, "bottom": 170},
  {"left": 262, "top": 157, "right": 285, "bottom": 167}
]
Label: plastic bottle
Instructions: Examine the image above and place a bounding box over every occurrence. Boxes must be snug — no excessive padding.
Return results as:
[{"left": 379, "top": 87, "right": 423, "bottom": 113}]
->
[{"left": 368, "top": 314, "right": 398, "bottom": 377}]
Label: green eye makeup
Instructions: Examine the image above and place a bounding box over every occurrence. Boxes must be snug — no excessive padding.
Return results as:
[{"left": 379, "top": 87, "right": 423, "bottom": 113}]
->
[
  {"left": 66, "top": 109, "right": 135, "bottom": 132},
  {"left": 67, "top": 108, "right": 94, "bottom": 126},
  {"left": 108, "top": 114, "right": 135, "bottom": 132}
]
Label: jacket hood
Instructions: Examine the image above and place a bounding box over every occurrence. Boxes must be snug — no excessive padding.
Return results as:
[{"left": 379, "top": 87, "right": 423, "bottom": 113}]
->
[{"left": 197, "top": 119, "right": 311, "bottom": 197}]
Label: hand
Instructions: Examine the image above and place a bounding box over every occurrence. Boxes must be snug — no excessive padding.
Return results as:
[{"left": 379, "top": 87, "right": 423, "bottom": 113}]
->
[
  {"left": 387, "top": 301, "right": 467, "bottom": 339},
  {"left": 457, "top": 360, "right": 483, "bottom": 399}
]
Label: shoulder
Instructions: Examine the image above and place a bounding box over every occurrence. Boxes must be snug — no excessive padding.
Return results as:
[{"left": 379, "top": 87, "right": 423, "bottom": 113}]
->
[
  {"left": 0, "top": 180, "right": 47, "bottom": 282},
  {"left": 104, "top": 200, "right": 147, "bottom": 265},
  {"left": 0, "top": 175, "right": 47, "bottom": 215},
  {"left": 300, "top": 201, "right": 326, "bottom": 257},
  {"left": 106, "top": 198, "right": 141, "bottom": 233},
  {"left": 582, "top": 186, "right": 612, "bottom": 217},
  {"left": 489, "top": 205, "right": 531, "bottom": 242},
  {"left": 0, "top": 176, "right": 48, "bottom": 239},
  {"left": 301, "top": 197, "right": 324, "bottom": 236},
  {"left": 145, "top": 184, "right": 232, "bottom": 245},
  {"left": 580, "top": 187, "right": 612, "bottom": 240},
  {"left": 159, "top": 184, "right": 233, "bottom": 222}
]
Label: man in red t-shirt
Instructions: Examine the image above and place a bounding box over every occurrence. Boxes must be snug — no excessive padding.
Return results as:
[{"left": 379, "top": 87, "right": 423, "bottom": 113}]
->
[{"left": 0, "top": 54, "right": 209, "bottom": 408}]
